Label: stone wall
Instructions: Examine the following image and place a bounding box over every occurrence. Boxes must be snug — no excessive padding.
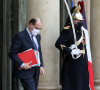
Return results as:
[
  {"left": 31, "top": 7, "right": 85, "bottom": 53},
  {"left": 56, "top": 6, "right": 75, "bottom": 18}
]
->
[{"left": 91, "top": 0, "right": 100, "bottom": 89}]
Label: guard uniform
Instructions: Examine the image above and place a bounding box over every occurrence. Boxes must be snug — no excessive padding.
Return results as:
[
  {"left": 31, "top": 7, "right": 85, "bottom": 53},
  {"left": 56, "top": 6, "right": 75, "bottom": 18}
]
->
[{"left": 55, "top": 25, "right": 89, "bottom": 90}]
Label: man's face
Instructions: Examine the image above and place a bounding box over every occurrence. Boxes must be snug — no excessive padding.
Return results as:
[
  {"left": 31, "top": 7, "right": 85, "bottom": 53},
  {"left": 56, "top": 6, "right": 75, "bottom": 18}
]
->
[
  {"left": 74, "top": 19, "right": 83, "bottom": 29},
  {"left": 74, "top": 19, "right": 83, "bottom": 25},
  {"left": 29, "top": 20, "right": 42, "bottom": 32},
  {"left": 34, "top": 20, "right": 42, "bottom": 30}
]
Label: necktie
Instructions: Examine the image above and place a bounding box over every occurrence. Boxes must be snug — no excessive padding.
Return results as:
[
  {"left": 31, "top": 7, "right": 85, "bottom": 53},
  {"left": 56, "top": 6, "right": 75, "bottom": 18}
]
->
[{"left": 31, "top": 35, "right": 37, "bottom": 50}]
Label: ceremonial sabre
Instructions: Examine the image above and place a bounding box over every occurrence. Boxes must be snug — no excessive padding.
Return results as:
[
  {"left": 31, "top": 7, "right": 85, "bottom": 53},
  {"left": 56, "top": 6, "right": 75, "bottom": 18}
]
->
[{"left": 64, "top": 0, "right": 81, "bottom": 59}]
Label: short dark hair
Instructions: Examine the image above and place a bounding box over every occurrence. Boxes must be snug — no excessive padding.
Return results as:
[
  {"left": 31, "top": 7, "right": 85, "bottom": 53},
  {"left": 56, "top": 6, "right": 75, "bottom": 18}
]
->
[{"left": 29, "top": 18, "right": 37, "bottom": 25}]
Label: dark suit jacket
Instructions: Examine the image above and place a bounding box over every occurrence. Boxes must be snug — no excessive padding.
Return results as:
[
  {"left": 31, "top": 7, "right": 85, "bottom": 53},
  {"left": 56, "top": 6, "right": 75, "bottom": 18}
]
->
[{"left": 9, "top": 29, "right": 43, "bottom": 79}]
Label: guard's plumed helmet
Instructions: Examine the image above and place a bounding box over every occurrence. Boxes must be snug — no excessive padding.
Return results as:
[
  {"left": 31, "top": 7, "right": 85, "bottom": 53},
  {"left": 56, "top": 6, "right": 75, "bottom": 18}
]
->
[
  {"left": 72, "top": 12, "right": 83, "bottom": 20},
  {"left": 72, "top": 5, "right": 84, "bottom": 20},
  {"left": 64, "top": 1, "right": 84, "bottom": 26}
]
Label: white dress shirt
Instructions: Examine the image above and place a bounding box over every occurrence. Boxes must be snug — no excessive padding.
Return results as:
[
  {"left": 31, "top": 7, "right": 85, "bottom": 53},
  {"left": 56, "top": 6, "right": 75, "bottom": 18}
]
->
[{"left": 26, "top": 27, "right": 39, "bottom": 49}]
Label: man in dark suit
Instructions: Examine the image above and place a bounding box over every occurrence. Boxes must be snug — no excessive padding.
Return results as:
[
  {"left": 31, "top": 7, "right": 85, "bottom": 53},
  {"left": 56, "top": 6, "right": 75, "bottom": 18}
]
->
[{"left": 9, "top": 18, "right": 44, "bottom": 90}]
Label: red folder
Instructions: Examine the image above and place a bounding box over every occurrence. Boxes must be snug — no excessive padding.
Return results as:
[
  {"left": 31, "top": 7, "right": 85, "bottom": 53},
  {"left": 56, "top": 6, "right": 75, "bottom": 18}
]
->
[{"left": 17, "top": 48, "right": 39, "bottom": 67}]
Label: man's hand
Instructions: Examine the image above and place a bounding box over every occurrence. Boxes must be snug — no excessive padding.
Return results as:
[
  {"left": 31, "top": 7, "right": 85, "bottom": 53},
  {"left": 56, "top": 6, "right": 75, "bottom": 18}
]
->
[
  {"left": 40, "top": 67, "right": 45, "bottom": 75},
  {"left": 23, "top": 61, "right": 32, "bottom": 70}
]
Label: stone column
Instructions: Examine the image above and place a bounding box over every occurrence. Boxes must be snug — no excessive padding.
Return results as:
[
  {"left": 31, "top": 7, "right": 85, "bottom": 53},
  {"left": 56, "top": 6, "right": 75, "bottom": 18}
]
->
[
  {"left": 27, "top": 0, "right": 61, "bottom": 90},
  {"left": 91, "top": 0, "right": 100, "bottom": 90}
]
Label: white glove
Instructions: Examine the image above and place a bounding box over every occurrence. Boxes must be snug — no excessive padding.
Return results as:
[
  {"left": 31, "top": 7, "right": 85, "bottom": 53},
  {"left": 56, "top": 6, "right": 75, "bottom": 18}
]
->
[{"left": 71, "top": 49, "right": 80, "bottom": 56}]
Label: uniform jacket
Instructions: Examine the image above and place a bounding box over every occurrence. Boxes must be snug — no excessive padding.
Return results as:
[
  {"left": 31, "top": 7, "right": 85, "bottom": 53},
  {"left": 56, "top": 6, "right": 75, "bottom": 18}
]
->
[{"left": 55, "top": 26, "right": 89, "bottom": 90}]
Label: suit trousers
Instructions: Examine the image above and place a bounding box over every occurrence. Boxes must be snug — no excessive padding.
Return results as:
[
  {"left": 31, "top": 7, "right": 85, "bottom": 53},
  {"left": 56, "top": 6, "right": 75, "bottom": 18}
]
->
[
  {"left": 20, "top": 78, "right": 35, "bottom": 90},
  {"left": 20, "top": 68, "right": 39, "bottom": 90}
]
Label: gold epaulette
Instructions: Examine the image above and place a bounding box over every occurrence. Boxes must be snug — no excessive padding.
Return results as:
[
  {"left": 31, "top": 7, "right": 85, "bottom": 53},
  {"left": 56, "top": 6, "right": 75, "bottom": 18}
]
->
[{"left": 64, "top": 26, "right": 70, "bottom": 29}]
